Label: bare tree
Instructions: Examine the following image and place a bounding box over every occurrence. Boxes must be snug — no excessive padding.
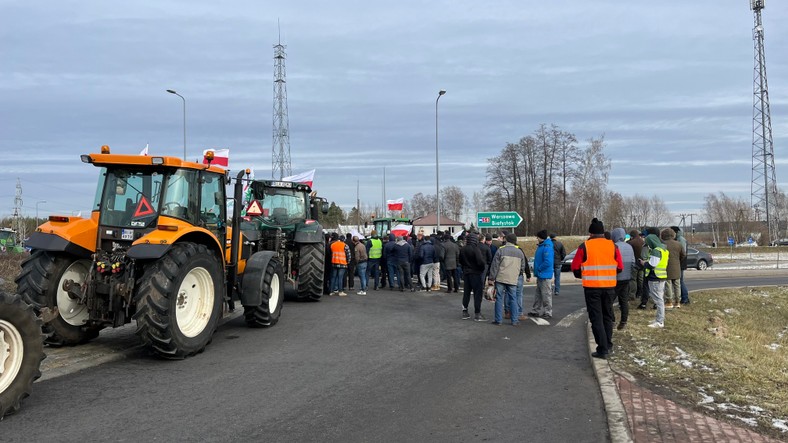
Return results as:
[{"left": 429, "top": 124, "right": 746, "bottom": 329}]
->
[
  {"left": 569, "top": 135, "right": 611, "bottom": 233},
  {"left": 441, "top": 186, "right": 466, "bottom": 222},
  {"left": 408, "top": 192, "right": 435, "bottom": 219}
]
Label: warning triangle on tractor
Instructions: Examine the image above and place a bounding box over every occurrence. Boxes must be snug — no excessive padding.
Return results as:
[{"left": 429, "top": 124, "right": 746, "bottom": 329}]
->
[
  {"left": 246, "top": 200, "right": 264, "bottom": 216},
  {"left": 133, "top": 196, "right": 156, "bottom": 217}
]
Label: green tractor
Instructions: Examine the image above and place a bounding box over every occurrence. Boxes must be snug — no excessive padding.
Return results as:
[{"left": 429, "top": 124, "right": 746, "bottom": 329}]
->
[
  {"left": 241, "top": 179, "right": 327, "bottom": 301},
  {"left": 0, "top": 229, "right": 25, "bottom": 254}
]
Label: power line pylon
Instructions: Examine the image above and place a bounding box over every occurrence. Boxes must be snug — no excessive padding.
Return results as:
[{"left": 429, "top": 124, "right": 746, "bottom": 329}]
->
[
  {"left": 750, "top": 0, "right": 780, "bottom": 244},
  {"left": 12, "top": 178, "right": 25, "bottom": 244},
  {"left": 272, "top": 24, "right": 292, "bottom": 180}
]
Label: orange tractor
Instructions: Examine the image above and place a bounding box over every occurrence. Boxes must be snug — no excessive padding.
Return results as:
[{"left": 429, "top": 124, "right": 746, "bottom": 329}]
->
[{"left": 15, "top": 147, "right": 323, "bottom": 359}]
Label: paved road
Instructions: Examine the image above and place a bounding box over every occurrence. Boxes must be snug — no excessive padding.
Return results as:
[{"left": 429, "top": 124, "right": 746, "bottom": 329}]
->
[
  {"left": 3, "top": 282, "right": 607, "bottom": 442},
  {"left": 3, "top": 273, "right": 782, "bottom": 441}
]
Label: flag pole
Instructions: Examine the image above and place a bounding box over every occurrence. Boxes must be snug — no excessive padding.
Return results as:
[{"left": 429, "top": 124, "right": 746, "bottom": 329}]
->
[{"left": 383, "top": 166, "right": 387, "bottom": 218}]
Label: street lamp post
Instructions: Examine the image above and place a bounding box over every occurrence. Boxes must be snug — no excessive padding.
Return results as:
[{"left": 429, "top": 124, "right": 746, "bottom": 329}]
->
[
  {"left": 35, "top": 200, "right": 46, "bottom": 224},
  {"left": 166, "top": 89, "right": 186, "bottom": 160},
  {"left": 435, "top": 89, "right": 446, "bottom": 233}
]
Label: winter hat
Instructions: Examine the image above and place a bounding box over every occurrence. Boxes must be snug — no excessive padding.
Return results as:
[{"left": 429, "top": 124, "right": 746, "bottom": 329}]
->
[
  {"left": 660, "top": 228, "right": 676, "bottom": 241},
  {"left": 588, "top": 218, "right": 605, "bottom": 235},
  {"left": 330, "top": 232, "right": 339, "bottom": 240},
  {"left": 505, "top": 233, "right": 518, "bottom": 245},
  {"left": 536, "top": 229, "right": 548, "bottom": 240},
  {"left": 629, "top": 229, "right": 641, "bottom": 238}
]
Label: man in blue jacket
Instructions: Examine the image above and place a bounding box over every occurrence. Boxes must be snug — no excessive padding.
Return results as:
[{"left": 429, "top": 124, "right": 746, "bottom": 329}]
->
[{"left": 528, "top": 229, "right": 555, "bottom": 319}]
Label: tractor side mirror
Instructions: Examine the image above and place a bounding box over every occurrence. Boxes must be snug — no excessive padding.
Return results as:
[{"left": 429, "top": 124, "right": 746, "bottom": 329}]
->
[{"left": 321, "top": 201, "right": 329, "bottom": 215}]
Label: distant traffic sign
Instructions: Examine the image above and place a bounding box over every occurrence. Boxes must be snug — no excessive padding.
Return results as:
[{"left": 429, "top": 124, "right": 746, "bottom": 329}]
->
[
  {"left": 476, "top": 211, "right": 523, "bottom": 228},
  {"left": 727, "top": 237, "right": 735, "bottom": 245}
]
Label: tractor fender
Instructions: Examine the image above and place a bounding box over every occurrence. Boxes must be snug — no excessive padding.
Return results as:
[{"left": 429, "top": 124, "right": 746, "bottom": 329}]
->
[
  {"left": 240, "top": 251, "right": 279, "bottom": 307},
  {"left": 293, "top": 221, "right": 324, "bottom": 244},
  {"left": 24, "top": 232, "right": 93, "bottom": 258},
  {"left": 126, "top": 243, "right": 172, "bottom": 260}
]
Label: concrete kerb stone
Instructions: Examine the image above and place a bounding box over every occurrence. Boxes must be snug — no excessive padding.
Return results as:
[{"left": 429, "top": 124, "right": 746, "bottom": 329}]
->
[
  {"left": 38, "top": 307, "right": 244, "bottom": 383},
  {"left": 587, "top": 322, "right": 633, "bottom": 443}
]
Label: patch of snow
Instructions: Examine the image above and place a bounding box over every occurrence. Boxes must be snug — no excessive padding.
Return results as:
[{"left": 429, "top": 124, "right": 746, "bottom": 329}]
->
[
  {"left": 718, "top": 402, "right": 746, "bottom": 413},
  {"left": 765, "top": 343, "right": 781, "bottom": 351},
  {"left": 748, "top": 405, "right": 765, "bottom": 413},
  {"left": 632, "top": 357, "right": 647, "bottom": 367},
  {"left": 698, "top": 393, "right": 715, "bottom": 404},
  {"left": 714, "top": 390, "right": 725, "bottom": 395},
  {"left": 723, "top": 308, "right": 740, "bottom": 315},
  {"left": 727, "top": 415, "right": 758, "bottom": 427},
  {"left": 773, "top": 419, "right": 788, "bottom": 433},
  {"left": 679, "top": 360, "right": 693, "bottom": 368}
]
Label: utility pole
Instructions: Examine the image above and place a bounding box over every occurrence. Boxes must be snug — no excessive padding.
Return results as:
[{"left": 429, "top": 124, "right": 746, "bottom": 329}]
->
[
  {"left": 272, "top": 21, "right": 292, "bottom": 180},
  {"left": 749, "top": 0, "right": 780, "bottom": 245},
  {"left": 356, "top": 179, "right": 361, "bottom": 232},
  {"left": 12, "top": 178, "right": 25, "bottom": 244}
]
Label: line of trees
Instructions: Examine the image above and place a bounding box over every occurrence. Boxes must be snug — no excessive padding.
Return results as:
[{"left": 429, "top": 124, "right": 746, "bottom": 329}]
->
[{"left": 702, "top": 191, "right": 787, "bottom": 245}]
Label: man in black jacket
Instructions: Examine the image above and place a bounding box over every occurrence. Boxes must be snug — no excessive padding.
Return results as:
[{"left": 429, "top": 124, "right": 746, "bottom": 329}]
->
[
  {"left": 550, "top": 233, "right": 566, "bottom": 296},
  {"left": 459, "top": 233, "right": 487, "bottom": 321}
]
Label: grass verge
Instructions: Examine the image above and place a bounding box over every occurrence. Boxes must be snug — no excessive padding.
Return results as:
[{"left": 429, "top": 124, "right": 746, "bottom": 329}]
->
[{"left": 610, "top": 286, "right": 788, "bottom": 439}]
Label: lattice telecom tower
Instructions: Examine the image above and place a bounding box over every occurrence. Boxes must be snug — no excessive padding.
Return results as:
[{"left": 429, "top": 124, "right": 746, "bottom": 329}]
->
[
  {"left": 272, "top": 26, "right": 292, "bottom": 180},
  {"left": 12, "top": 178, "right": 25, "bottom": 243},
  {"left": 749, "top": 0, "right": 780, "bottom": 244}
]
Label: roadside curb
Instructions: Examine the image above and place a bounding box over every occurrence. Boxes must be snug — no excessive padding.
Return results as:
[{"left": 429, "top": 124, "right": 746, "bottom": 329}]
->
[
  {"left": 587, "top": 322, "right": 633, "bottom": 443},
  {"left": 38, "top": 308, "right": 244, "bottom": 382}
]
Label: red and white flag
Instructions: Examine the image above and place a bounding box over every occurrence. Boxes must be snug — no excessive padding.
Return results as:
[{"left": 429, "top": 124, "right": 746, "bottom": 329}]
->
[
  {"left": 391, "top": 224, "right": 412, "bottom": 237},
  {"left": 283, "top": 169, "right": 315, "bottom": 187},
  {"left": 139, "top": 144, "right": 149, "bottom": 156},
  {"left": 387, "top": 198, "right": 404, "bottom": 211},
  {"left": 203, "top": 148, "right": 229, "bottom": 167}
]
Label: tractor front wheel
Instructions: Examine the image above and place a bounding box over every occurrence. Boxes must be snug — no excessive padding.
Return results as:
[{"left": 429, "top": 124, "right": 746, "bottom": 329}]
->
[
  {"left": 0, "top": 292, "right": 45, "bottom": 417},
  {"left": 243, "top": 257, "right": 284, "bottom": 327},
  {"left": 133, "top": 243, "right": 223, "bottom": 359}
]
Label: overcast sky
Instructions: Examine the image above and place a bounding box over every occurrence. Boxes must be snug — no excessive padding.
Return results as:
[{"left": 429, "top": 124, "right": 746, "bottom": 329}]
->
[{"left": 1, "top": 1, "right": 786, "bottom": 225}]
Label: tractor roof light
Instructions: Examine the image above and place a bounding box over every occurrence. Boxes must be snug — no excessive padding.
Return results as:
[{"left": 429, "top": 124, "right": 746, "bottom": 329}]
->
[
  {"left": 151, "top": 157, "right": 165, "bottom": 165},
  {"left": 100, "top": 145, "right": 111, "bottom": 154},
  {"left": 80, "top": 154, "right": 93, "bottom": 163},
  {"left": 157, "top": 224, "right": 179, "bottom": 232},
  {"left": 49, "top": 215, "right": 70, "bottom": 223}
]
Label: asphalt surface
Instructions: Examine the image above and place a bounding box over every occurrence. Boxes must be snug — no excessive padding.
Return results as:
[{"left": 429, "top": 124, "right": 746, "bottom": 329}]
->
[
  {"left": 2, "top": 279, "right": 606, "bottom": 442},
  {"left": 2, "top": 270, "right": 783, "bottom": 442}
]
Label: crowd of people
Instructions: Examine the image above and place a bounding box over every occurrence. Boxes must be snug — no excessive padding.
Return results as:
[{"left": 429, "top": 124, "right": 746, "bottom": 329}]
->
[{"left": 321, "top": 216, "right": 690, "bottom": 348}]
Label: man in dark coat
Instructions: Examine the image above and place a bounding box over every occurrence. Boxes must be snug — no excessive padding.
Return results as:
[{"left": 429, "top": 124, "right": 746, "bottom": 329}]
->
[
  {"left": 459, "top": 233, "right": 487, "bottom": 321},
  {"left": 442, "top": 236, "right": 461, "bottom": 293},
  {"left": 550, "top": 233, "right": 567, "bottom": 296}
]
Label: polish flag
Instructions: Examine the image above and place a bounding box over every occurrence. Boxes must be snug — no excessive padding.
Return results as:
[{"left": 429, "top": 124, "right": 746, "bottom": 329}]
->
[
  {"left": 140, "top": 144, "right": 149, "bottom": 156},
  {"left": 391, "top": 224, "right": 412, "bottom": 237},
  {"left": 203, "top": 148, "right": 229, "bottom": 167},
  {"left": 387, "top": 198, "right": 404, "bottom": 211},
  {"left": 283, "top": 169, "right": 316, "bottom": 187}
]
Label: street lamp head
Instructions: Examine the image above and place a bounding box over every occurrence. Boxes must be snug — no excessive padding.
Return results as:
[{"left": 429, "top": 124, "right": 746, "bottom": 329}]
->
[
  {"left": 166, "top": 89, "right": 177, "bottom": 94},
  {"left": 438, "top": 89, "right": 446, "bottom": 96}
]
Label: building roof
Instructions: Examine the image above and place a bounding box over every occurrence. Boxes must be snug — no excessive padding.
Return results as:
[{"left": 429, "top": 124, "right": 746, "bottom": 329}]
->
[{"left": 412, "top": 213, "right": 464, "bottom": 227}]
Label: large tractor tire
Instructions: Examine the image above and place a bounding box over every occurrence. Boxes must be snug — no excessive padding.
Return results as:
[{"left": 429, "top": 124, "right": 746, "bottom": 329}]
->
[
  {"left": 0, "top": 292, "right": 45, "bottom": 417},
  {"left": 15, "top": 251, "right": 102, "bottom": 346},
  {"left": 242, "top": 257, "right": 284, "bottom": 328},
  {"left": 133, "top": 243, "right": 224, "bottom": 359},
  {"left": 295, "top": 242, "right": 325, "bottom": 301}
]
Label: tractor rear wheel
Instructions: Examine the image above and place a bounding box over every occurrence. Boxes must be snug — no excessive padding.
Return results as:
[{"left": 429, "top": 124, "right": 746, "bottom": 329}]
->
[
  {"left": 15, "top": 251, "right": 102, "bottom": 346},
  {"left": 243, "top": 257, "right": 284, "bottom": 327},
  {"left": 133, "top": 243, "right": 223, "bottom": 359},
  {"left": 0, "top": 292, "right": 45, "bottom": 417},
  {"left": 296, "top": 242, "right": 325, "bottom": 301}
]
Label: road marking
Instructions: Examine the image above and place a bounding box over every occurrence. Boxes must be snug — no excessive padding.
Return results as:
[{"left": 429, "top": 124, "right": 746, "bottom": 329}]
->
[{"left": 556, "top": 307, "right": 587, "bottom": 328}]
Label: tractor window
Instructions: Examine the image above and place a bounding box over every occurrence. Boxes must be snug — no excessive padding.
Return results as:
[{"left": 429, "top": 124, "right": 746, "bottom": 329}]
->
[
  {"left": 259, "top": 189, "right": 306, "bottom": 225},
  {"left": 92, "top": 168, "right": 107, "bottom": 211},
  {"left": 161, "top": 169, "right": 198, "bottom": 223},
  {"left": 99, "top": 169, "right": 163, "bottom": 228},
  {"left": 199, "top": 172, "right": 224, "bottom": 228}
]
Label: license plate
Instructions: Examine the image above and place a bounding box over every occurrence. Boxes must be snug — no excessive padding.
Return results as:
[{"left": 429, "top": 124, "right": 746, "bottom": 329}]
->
[{"left": 121, "top": 229, "right": 134, "bottom": 240}]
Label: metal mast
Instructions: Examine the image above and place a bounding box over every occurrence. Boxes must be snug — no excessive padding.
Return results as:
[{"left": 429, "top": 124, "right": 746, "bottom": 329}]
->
[
  {"left": 12, "top": 178, "right": 25, "bottom": 244},
  {"left": 750, "top": 0, "right": 780, "bottom": 244},
  {"left": 272, "top": 23, "right": 292, "bottom": 180}
]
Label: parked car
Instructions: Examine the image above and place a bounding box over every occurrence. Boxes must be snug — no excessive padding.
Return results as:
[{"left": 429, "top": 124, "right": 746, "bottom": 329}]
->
[
  {"left": 686, "top": 247, "right": 713, "bottom": 270},
  {"left": 771, "top": 238, "right": 788, "bottom": 246},
  {"left": 561, "top": 249, "right": 577, "bottom": 272}
]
